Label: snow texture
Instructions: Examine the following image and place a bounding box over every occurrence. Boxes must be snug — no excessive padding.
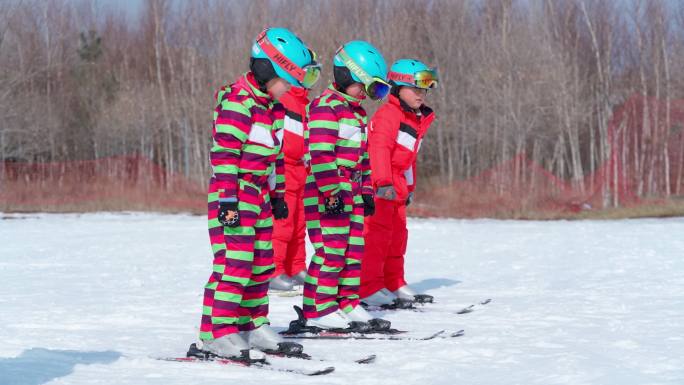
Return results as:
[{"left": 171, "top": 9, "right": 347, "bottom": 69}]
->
[{"left": 1, "top": 213, "right": 683, "bottom": 385}]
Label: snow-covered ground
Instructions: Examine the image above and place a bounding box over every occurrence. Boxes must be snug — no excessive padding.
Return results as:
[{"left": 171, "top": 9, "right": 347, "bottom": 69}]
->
[{"left": 1, "top": 213, "right": 683, "bottom": 385}]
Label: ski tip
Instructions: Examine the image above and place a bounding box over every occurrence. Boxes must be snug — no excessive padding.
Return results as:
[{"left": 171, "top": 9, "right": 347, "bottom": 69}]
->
[
  {"left": 451, "top": 329, "right": 465, "bottom": 337},
  {"left": 480, "top": 298, "right": 492, "bottom": 305},
  {"left": 308, "top": 366, "right": 335, "bottom": 376},
  {"left": 355, "top": 354, "right": 377, "bottom": 364},
  {"left": 423, "top": 330, "right": 446, "bottom": 340}
]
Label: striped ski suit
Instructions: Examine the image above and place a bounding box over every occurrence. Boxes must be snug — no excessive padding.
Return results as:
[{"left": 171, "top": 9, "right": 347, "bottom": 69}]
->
[
  {"left": 200, "top": 72, "right": 286, "bottom": 341},
  {"left": 302, "top": 85, "right": 374, "bottom": 319}
]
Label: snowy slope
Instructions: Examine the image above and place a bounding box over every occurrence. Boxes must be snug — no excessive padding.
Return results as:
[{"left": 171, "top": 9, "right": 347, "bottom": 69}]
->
[{"left": 1, "top": 213, "right": 683, "bottom": 385}]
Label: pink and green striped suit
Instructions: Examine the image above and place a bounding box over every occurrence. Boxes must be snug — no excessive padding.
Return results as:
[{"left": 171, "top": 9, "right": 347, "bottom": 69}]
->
[
  {"left": 201, "top": 72, "right": 285, "bottom": 341},
  {"left": 302, "top": 84, "right": 373, "bottom": 319}
]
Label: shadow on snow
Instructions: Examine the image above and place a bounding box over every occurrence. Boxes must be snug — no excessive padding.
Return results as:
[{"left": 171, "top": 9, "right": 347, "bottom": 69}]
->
[{"left": 0, "top": 348, "right": 121, "bottom": 385}]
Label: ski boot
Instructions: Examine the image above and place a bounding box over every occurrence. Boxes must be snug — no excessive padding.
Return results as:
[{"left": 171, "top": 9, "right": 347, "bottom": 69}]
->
[
  {"left": 281, "top": 306, "right": 371, "bottom": 335},
  {"left": 269, "top": 273, "right": 295, "bottom": 291},
  {"left": 199, "top": 333, "right": 265, "bottom": 362},
  {"left": 291, "top": 270, "right": 307, "bottom": 286},
  {"left": 394, "top": 285, "right": 433, "bottom": 304},
  {"left": 246, "top": 324, "right": 307, "bottom": 358},
  {"left": 362, "top": 289, "right": 414, "bottom": 310}
]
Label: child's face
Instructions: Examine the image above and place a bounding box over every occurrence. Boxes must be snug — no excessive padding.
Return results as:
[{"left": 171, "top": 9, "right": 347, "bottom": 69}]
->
[
  {"left": 267, "top": 78, "right": 291, "bottom": 100},
  {"left": 345, "top": 83, "right": 366, "bottom": 99},
  {"left": 399, "top": 86, "right": 428, "bottom": 110}
]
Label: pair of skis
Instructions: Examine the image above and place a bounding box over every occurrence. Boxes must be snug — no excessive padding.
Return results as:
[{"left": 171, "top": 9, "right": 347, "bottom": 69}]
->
[
  {"left": 158, "top": 299, "right": 488, "bottom": 376},
  {"left": 156, "top": 344, "right": 339, "bottom": 376},
  {"left": 280, "top": 305, "right": 465, "bottom": 341}
]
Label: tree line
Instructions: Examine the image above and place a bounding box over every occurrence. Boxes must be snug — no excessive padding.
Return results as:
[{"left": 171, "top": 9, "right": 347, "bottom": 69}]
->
[{"left": 2, "top": 0, "right": 684, "bottom": 208}]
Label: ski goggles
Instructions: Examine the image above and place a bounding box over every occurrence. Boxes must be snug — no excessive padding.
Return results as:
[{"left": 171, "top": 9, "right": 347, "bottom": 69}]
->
[
  {"left": 388, "top": 68, "right": 439, "bottom": 89},
  {"left": 336, "top": 47, "right": 391, "bottom": 100},
  {"left": 256, "top": 29, "right": 321, "bottom": 89}
]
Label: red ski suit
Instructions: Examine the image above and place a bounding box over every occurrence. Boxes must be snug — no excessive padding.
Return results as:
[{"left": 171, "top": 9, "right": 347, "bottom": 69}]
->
[
  {"left": 272, "top": 87, "right": 310, "bottom": 277},
  {"left": 360, "top": 95, "right": 435, "bottom": 297}
]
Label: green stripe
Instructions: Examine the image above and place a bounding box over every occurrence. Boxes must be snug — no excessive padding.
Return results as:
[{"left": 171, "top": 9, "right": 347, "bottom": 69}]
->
[
  {"left": 212, "top": 264, "right": 225, "bottom": 275},
  {"left": 316, "top": 285, "right": 339, "bottom": 295},
  {"left": 322, "top": 246, "right": 346, "bottom": 256},
  {"left": 254, "top": 240, "right": 271, "bottom": 250},
  {"left": 316, "top": 302, "right": 338, "bottom": 313},
  {"left": 224, "top": 250, "right": 254, "bottom": 262},
  {"left": 252, "top": 316, "right": 269, "bottom": 328},
  {"left": 212, "top": 316, "right": 239, "bottom": 324},
  {"left": 199, "top": 331, "right": 215, "bottom": 340},
  {"left": 339, "top": 277, "right": 360, "bottom": 286},
  {"left": 213, "top": 164, "right": 239, "bottom": 175},
  {"left": 214, "top": 290, "right": 242, "bottom": 303},
  {"left": 205, "top": 282, "right": 218, "bottom": 291},
  {"left": 241, "top": 298, "right": 268, "bottom": 308},
  {"left": 320, "top": 264, "right": 343, "bottom": 273},
  {"left": 252, "top": 264, "right": 274, "bottom": 275},
  {"left": 322, "top": 226, "right": 350, "bottom": 235},
  {"left": 307, "top": 120, "right": 338, "bottom": 129}
]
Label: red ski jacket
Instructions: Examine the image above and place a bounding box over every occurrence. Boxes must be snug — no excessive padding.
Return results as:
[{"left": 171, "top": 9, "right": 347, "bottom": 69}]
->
[
  {"left": 368, "top": 94, "right": 435, "bottom": 201},
  {"left": 278, "top": 87, "right": 309, "bottom": 166}
]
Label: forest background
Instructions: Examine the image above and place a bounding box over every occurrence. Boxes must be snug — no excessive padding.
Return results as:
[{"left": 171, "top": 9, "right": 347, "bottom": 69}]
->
[{"left": 3, "top": 0, "right": 684, "bottom": 219}]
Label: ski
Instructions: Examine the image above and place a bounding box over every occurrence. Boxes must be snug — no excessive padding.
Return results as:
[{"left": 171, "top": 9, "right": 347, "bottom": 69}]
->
[
  {"left": 155, "top": 345, "right": 334, "bottom": 376},
  {"left": 362, "top": 303, "right": 426, "bottom": 312},
  {"left": 354, "top": 354, "right": 377, "bottom": 364},
  {"left": 455, "top": 298, "right": 492, "bottom": 314},
  {"left": 280, "top": 305, "right": 464, "bottom": 341},
  {"left": 156, "top": 356, "right": 334, "bottom": 376},
  {"left": 265, "top": 350, "right": 377, "bottom": 365},
  {"left": 282, "top": 329, "right": 465, "bottom": 341}
]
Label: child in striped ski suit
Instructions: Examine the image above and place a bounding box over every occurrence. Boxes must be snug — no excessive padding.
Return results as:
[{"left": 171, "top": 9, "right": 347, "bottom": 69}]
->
[{"left": 300, "top": 40, "right": 393, "bottom": 331}]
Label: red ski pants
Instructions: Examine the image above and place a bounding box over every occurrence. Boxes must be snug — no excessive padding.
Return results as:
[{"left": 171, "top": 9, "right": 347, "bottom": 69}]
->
[
  {"left": 272, "top": 162, "right": 308, "bottom": 277},
  {"left": 360, "top": 198, "right": 408, "bottom": 298}
]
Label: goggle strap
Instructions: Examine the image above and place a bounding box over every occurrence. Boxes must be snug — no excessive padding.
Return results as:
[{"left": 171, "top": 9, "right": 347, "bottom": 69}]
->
[
  {"left": 256, "top": 30, "right": 306, "bottom": 83},
  {"left": 388, "top": 72, "right": 415, "bottom": 84},
  {"left": 337, "top": 48, "right": 376, "bottom": 86}
]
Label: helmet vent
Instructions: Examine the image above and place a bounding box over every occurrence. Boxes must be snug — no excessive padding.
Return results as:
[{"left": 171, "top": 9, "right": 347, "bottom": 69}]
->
[{"left": 277, "top": 37, "right": 287, "bottom": 43}]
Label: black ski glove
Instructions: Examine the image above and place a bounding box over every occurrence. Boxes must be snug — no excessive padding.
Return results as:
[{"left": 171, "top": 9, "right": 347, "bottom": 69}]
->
[
  {"left": 362, "top": 194, "right": 375, "bottom": 216},
  {"left": 271, "top": 197, "right": 289, "bottom": 220},
  {"left": 218, "top": 201, "right": 240, "bottom": 227},
  {"left": 376, "top": 185, "right": 397, "bottom": 200},
  {"left": 406, "top": 192, "right": 414, "bottom": 207},
  {"left": 324, "top": 196, "right": 345, "bottom": 215}
]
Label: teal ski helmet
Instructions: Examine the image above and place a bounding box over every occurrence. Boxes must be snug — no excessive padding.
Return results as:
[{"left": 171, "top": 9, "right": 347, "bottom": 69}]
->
[
  {"left": 250, "top": 28, "right": 320, "bottom": 89},
  {"left": 333, "top": 40, "right": 390, "bottom": 100},
  {"left": 388, "top": 59, "right": 439, "bottom": 89}
]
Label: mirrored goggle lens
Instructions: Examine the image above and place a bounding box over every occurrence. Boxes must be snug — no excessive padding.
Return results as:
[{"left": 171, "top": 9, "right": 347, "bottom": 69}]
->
[
  {"left": 301, "top": 65, "right": 321, "bottom": 89},
  {"left": 414, "top": 69, "right": 439, "bottom": 89},
  {"left": 366, "top": 80, "right": 391, "bottom": 100}
]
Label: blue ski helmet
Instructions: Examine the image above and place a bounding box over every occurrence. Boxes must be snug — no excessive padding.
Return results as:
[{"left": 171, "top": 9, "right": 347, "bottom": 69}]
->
[
  {"left": 250, "top": 28, "right": 320, "bottom": 88},
  {"left": 388, "top": 59, "right": 439, "bottom": 89},
  {"left": 333, "top": 40, "right": 390, "bottom": 100}
]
